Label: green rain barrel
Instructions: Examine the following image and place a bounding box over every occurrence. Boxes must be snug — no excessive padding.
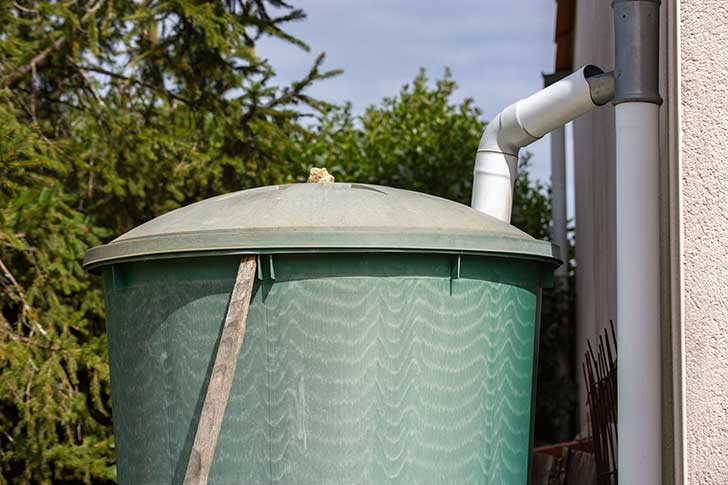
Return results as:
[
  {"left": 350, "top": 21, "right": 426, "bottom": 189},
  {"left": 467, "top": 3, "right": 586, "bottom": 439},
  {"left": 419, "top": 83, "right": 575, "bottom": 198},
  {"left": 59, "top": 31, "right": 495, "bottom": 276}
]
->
[{"left": 83, "top": 183, "right": 559, "bottom": 484}]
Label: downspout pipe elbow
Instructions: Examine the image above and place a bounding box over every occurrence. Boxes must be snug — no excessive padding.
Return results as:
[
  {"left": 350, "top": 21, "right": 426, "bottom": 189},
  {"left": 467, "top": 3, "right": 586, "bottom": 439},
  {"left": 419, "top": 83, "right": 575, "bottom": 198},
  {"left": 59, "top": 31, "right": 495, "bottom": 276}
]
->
[{"left": 471, "top": 65, "right": 615, "bottom": 222}]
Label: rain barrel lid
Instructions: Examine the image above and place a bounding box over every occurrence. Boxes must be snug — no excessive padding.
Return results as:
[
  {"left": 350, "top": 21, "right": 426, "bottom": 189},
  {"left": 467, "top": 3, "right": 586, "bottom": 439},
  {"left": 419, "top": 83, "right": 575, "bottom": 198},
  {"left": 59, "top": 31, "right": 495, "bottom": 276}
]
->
[{"left": 83, "top": 183, "right": 559, "bottom": 270}]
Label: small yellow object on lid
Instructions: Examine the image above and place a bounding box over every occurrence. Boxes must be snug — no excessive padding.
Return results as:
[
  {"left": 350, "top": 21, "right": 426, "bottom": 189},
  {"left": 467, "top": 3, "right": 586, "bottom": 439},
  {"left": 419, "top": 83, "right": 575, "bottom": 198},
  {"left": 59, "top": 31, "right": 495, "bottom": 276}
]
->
[{"left": 307, "top": 167, "right": 335, "bottom": 183}]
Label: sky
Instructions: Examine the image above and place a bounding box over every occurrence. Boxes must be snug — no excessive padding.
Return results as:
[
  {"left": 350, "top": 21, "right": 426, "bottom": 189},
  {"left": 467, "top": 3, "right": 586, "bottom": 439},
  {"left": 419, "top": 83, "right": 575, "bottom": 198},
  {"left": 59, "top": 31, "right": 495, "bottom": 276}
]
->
[{"left": 257, "top": 0, "right": 561, "bottom": 185}]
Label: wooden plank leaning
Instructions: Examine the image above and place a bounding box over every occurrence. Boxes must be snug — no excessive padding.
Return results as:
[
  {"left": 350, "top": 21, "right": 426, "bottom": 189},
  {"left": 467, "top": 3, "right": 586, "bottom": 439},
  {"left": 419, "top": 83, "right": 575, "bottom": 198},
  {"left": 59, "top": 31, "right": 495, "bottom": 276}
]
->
[{"left": 183, "top": 256, "right": 257, "bottom": 485}]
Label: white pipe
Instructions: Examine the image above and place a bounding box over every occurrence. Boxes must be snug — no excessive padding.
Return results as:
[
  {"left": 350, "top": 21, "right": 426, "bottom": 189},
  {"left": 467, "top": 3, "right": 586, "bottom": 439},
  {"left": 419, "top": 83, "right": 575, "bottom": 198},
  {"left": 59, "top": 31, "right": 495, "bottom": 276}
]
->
[
  {"left": 613, "top": 1, "right": 663, "bottom": 482},
  {"left": 550, "top": 125, "right": 568, "bottom": 277},
  {"left": 472, "top": 65, "right": 610, "bottom": 222},
  {"left": 616, "top": 102, "right": 662, "bottom": 484}
]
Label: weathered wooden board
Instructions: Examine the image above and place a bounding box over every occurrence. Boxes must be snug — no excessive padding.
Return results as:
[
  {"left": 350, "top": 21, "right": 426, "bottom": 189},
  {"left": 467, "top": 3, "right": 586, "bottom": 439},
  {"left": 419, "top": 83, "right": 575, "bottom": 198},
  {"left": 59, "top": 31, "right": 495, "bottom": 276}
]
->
[
  {"left": 565, "top": 450, "right": 596, "bottom": 485},
  {"left": 531, "top": 452, "right": 558, "bottom": 485},
  {"left": 183, "top": 256, "right": 257, "bottom": 485}
]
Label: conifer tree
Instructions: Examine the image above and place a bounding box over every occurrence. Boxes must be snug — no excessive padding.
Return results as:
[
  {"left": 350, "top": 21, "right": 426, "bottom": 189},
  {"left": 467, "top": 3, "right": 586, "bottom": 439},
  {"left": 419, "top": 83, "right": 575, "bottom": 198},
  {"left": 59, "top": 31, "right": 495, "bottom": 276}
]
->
[{"left": 1, "top": 1, "right": 337, "bottom": 482}]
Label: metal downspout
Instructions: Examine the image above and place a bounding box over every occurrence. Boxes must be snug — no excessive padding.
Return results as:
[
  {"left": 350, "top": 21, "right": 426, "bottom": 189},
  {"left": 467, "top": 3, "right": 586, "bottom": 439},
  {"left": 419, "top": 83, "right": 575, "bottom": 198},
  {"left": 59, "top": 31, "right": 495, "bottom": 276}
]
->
[{"left": 613, "top": 1, "right": 663, "bottom": 484}]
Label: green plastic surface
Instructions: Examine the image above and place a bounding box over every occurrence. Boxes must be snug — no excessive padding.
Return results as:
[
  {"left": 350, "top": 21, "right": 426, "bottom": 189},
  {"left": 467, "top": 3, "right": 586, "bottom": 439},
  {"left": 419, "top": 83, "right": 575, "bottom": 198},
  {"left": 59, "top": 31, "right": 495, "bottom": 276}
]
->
[
  {"left": 103, "top": 253, "right": 547, "bottom": 484},
  {"left": 84, "top": 183, "right": 560, "bottom": 270}
]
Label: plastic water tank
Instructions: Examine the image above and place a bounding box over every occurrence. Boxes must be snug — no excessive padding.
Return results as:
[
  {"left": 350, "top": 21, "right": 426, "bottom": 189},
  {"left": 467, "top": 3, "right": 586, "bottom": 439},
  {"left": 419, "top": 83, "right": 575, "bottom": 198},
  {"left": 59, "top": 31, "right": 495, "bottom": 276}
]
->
[{"left": 84, "top": 183, "right": 559, "bottom": 484}]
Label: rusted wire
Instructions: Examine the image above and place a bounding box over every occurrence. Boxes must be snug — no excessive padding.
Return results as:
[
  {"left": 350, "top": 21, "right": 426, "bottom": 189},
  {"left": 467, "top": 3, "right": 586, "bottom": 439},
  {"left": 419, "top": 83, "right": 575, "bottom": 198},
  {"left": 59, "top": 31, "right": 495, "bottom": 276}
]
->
[{"left": 583, "top": 321, "right": 618, "bottom": 485}]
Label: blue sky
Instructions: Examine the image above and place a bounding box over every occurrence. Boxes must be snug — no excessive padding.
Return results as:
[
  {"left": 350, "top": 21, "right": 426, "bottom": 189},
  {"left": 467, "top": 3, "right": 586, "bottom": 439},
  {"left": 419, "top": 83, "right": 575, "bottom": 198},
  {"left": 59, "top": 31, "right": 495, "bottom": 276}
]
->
[{"left": 257, "top": 0, "right": 559, "bottom": 183}]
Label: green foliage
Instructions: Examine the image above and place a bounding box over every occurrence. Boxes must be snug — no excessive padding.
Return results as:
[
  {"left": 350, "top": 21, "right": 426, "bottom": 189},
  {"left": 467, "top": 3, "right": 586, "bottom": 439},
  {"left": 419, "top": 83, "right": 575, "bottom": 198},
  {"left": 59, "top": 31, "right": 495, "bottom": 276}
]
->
[
  {"left": 290, "top": 69, "right": 552, "bottom": 237},
  {"left": 0, "top": 1, "right": 337, "bottom": 482},
  {"left": 292, "top": 69, "right": 484, "bottom": 204},
  {"left": 0, "top": 98, "right": 112, "bottom": 483},
  {"left": 1, "top": 1, "right": 570, "bottom": 482}
]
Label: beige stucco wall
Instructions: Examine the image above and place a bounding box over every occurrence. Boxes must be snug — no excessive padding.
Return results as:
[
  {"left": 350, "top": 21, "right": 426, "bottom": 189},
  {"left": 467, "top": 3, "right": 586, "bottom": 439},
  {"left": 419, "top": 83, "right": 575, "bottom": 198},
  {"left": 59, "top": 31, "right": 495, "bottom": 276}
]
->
[{"left": 680, "top": 1, "right": 728, "bottom": 482}]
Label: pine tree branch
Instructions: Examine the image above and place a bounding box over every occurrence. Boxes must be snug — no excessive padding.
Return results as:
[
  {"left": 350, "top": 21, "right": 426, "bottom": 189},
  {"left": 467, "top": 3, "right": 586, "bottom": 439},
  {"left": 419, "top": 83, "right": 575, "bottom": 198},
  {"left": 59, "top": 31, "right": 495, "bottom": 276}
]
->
[
  {"left": 0, "top": 255, "right": 47, "bottom": 338},
  {"left": 1, "top": 0, "right": 107, "bottom": 88},
  {"left": 78, "top": 65, "right": 191, "bottom": 104},
  {"left": 2, "top": 37, "right": 66, "bottom": 88}
]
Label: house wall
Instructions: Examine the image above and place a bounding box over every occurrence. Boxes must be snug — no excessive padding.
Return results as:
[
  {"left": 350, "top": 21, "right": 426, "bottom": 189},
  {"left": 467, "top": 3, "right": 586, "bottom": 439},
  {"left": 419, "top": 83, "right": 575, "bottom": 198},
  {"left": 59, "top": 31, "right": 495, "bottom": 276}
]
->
[
  {"left": 570, "top": 0, "right": 728, "bottom": 482},
  {"left": 571, "top": 0, "right": 684, "bottom": 483},
  {"left": 572, "top": 0, "right": 616, "bottom": 434},
  {"left": 680, "top": 0, "right": 728, "bottom": 482}
]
